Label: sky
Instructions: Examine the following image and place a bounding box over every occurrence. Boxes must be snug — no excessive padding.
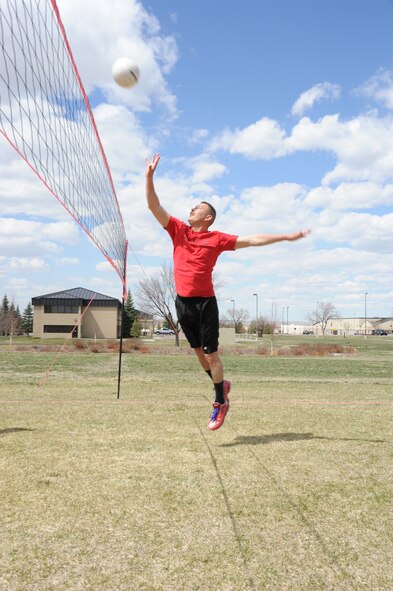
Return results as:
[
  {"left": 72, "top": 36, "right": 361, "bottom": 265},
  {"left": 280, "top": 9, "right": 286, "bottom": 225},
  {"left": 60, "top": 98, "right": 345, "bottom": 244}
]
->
[{"left": 1, "top": 0, "right": 393, "bottom": 322}]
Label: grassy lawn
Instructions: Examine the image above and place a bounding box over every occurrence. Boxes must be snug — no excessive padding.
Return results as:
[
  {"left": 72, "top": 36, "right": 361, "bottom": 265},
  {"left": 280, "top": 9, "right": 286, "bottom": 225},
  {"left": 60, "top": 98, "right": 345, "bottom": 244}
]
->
[{"left": 0, "top": 338, "right": 392, "bottom": 590}]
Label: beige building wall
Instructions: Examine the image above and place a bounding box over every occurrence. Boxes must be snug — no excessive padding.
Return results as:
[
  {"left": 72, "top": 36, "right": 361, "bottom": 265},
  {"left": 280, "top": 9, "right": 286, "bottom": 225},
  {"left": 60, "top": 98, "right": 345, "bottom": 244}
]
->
[
  {"left": 32, "top": 305, "right": 81, "bottom": 338},
  {"left": 219, "top": 327, "right": 236, "bottom": 345},
  {"left": 82, "top": 307, "right": 119, "bottom": 339},
  {"left": 33, "top": 304, "right": 120, "bottom": 339},
  {"left": 179, "top": 327, "right": 236, "bottom": 346},
  {"left": 318, "top": 317, "right": 376, "bottom": 336}
]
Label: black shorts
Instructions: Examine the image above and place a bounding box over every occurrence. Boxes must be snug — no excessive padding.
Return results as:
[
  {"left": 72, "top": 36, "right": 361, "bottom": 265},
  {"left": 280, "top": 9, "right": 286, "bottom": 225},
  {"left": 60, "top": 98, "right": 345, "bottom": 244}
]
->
[{"left": 175, "top": 295, "right": 219, "bottom": 354}]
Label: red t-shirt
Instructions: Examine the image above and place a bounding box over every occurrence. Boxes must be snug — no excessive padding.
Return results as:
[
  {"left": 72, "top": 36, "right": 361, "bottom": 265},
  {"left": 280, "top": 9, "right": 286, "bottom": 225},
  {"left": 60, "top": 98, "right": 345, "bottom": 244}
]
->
[{"left": 165, "top": 216, "right": 238, "bottom": 297}]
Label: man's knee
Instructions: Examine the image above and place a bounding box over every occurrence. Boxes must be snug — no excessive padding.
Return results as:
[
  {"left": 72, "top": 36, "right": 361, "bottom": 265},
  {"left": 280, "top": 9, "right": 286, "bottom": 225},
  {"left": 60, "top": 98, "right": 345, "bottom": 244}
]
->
[{"left": 205, "top": 351, "right": 220, "bottom": 365}]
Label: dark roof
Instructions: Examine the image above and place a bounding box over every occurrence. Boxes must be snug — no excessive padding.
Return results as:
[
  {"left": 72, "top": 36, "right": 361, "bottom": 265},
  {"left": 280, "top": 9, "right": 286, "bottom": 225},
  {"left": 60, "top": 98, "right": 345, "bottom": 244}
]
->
[{"left": 32, "top": 287, "right": 121, "bottom": 308}]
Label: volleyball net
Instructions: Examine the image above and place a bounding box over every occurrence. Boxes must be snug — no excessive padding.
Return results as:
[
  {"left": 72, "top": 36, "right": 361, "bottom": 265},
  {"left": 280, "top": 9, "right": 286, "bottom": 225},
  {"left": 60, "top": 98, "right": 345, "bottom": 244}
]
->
[{"left": 0, "top": 0, "right": 128, "bottom": 296}]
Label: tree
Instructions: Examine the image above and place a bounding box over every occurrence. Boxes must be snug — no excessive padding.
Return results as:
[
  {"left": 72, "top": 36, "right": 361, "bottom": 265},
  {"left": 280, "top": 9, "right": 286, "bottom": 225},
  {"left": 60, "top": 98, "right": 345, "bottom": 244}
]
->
[
  {"left": 8, "top": 302, "right": 23, "bottom": 343},
  {"left": 22, "top": 303, "right": 34, "bottom": 334},
  {"left": 266, "top": 302, "right": 279, "bottom": 355},
  {"left": 248, "top": 316, "right": 267, "bottom": 337},
  {"left": 0, "top": 294, "right": 10, "bottom": 336},
  {"left": 130, "top": 319, "right": 141, "bottom": 338},
  {"left": 122, "top": 289, "right": 137, "bottom": 338},
  {"left": 222, "top": 306, "right": 249, "bottom": 333},
  {"left": 310, "top": 302, "right": 340, "bottom": 335},
  {"left": 15, "top": 306, "right": 22, "bottom": 335},
  {"left": 137, "top": 262, "right": 181, "bottom": 346}
]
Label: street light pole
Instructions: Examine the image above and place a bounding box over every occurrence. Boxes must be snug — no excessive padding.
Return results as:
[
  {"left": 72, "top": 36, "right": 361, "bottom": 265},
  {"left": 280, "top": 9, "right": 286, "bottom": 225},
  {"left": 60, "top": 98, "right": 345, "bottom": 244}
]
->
[
  {"left": 230, "top": 299, "right": 235, "bottom": 330},
  {"left": 315, "top": 300, "right": 319, "bottom": 337},
  {"left": 286, "top": 306, "right": 289, "bottom": 335},
  {"left": 282, "top": 307, "right": 284, "bottom": 335},
  {"left": 253, "top": 293, "right": 258, "bottom": 337}
]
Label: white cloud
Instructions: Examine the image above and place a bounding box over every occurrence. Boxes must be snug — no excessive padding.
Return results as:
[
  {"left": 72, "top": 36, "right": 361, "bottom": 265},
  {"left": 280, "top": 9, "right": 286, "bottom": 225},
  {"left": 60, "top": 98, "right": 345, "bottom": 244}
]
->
[
  {"left": 0, "top": 147, "right": 70, "bottom": 219},
  {"left": 56, "top": 258, "right": 79, "bottom": 265},
  {"left": 209, "top": 118, "right": 287, "bottom": 159},
  {"left": 0, "top": 218, "right": 78, "bottom": 257},
  {"left": 57, "top": 0, "right": 178, "bottom": 117},
  {"left": 95, "top": 261, "right": 113, "bottom": 273},
  {"left": 356, "top": 68, "right": 393, "bottom": 110},
  {"left": 305, "top": 182, "right": 393, "bottom": 210},
  {"left": 185, "top": 157, "right": 228, "bottom": 183},
  {"left": 291, "top": 82, "right": 341, "bottom": 117},
  {"left": 0, "top": 256, "right": 48, "bottom": 272},
  {"left": 317, "top": 211, "right": 393, "bottom": 252},
  {"left": 190, "top": 129, "right": 209, "bottom": 144},
  {"left": 93, "top": 103, "right": 156, "bottom": 182},
  {"left": 290, "top": 113, "right": 393, "bottom": 184},
  {"left": 209, "top": 109, "right": 393, "bottom": 186}
]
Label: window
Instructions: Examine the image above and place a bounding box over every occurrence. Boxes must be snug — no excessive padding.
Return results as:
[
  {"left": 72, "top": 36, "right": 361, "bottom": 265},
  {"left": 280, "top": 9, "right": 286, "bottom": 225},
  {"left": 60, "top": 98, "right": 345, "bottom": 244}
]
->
[
  {"left": 44, "top": 304, "right": 78, "bottom": 314},
  {"left": 44, "top": 325, "right": 76, "bottom": 333}
]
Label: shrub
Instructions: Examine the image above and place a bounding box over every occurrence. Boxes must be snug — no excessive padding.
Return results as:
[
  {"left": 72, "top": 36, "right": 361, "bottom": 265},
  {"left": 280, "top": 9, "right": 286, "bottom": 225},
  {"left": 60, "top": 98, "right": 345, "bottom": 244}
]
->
[
  {"left": 107, "top": 341, "right": 119, "bottom": 352},
  {"left": 74, "top": 339, "right": 87, "bottom": 350},
  {"left": 90, "top": 344, "right": 103, "bottom": 353},
  {"left": 256, "top": 347, "right": 268, "bottom": 356}
]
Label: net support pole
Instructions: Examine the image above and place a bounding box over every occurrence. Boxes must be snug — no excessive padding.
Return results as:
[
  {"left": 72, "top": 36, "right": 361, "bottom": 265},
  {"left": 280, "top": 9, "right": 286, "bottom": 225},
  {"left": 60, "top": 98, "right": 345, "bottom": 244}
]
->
[
  {"left": 117, "top": 241, "right": 128, "bottom": 400},
  {"left": 117, "top": 296, "right": 125, "bottom": 400}
]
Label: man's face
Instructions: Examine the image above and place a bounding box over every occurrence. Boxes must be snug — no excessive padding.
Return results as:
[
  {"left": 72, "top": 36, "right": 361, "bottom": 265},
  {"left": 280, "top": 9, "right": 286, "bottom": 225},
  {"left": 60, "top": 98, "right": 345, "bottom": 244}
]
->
[{"left": 188, "top": 203, "right": 212, "bottom": 226}]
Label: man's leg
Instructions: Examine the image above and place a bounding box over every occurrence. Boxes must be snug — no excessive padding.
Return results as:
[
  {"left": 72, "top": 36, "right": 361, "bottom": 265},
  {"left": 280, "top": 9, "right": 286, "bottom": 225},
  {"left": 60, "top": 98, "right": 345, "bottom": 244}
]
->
[
  {"left": 193, "top": 346, "right": 213, "bottom": 380},
  {"left": 204, "top": 351, "right": 223, "bottom": 384},
  {"left": 194, "top": 348, "right": 228, "bottom": 404}
]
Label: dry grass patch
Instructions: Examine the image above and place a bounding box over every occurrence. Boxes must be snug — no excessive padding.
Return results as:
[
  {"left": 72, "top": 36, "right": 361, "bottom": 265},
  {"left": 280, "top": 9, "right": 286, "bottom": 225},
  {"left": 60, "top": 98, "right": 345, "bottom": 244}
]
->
[
  {"left": 275, "top": 343, "right": 356, "bottom": 357},
  {"left": 1, "top": 350, "right": 393, "bottom": 590}
]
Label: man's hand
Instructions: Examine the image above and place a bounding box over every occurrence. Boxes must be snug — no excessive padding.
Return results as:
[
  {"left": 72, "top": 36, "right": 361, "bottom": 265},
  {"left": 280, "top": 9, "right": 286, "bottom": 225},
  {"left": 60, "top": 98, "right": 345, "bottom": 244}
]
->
[
  {"left": 145, "top": 153, "right": 160, "bottom": 178},
  {"left": 235, "top": 228, "right": 311, "bottom": 249},
  {"left": 286, "top": 229, "right": 311, "bottom": 241}
]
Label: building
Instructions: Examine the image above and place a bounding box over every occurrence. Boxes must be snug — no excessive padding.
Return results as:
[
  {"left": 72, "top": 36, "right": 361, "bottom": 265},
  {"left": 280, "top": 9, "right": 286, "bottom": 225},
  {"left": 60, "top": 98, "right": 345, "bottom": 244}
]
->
[
  {"left": 314, "top": 317, "right": 393, "bottom": 336},
  {"left": 32, "top": 287, "right": 122, "bottom": 339},
  {"left": 32, "top": 287, "right": 153, "bottom": 339}
]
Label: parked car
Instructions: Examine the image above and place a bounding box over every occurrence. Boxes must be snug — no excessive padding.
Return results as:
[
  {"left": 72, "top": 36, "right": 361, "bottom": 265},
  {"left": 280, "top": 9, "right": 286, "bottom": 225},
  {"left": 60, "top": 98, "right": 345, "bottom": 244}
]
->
[
  {"left": 373, "top": 329, "right": 388, "bottom": 335},
  {"left": 154, "top": 328, "right": 175, "bottom": 335},
  {"left": 302, "top": 329, "right": 314, "bottom": 335}
]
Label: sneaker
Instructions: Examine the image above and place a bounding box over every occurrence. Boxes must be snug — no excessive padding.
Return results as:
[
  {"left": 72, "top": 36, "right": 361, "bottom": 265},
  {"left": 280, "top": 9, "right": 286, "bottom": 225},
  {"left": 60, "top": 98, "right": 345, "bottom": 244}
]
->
[{"left": 207, "top": 401, "right": 229, "bottom": 431}]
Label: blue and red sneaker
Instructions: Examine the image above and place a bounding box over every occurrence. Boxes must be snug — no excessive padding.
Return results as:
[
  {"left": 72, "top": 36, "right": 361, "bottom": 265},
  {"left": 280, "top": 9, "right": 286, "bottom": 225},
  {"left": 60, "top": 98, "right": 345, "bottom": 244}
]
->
[
  {"left": 208, "top": 380, "right": 231, "bottom": 431},
  {"left": 208, "top": 401, "right": 230, "bottom": 431}
]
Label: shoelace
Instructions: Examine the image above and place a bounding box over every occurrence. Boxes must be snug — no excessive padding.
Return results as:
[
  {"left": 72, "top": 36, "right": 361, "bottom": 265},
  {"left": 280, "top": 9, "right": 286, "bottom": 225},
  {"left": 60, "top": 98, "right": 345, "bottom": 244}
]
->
[{"left": 210, "top": 406, "right": 220, "bottom": 421}]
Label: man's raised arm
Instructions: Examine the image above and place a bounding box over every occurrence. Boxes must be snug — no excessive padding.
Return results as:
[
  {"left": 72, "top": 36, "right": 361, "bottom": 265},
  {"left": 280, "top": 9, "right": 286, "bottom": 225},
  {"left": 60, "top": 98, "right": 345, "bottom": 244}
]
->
[
  {"left": 235, "top": 229, "right": 311, "bottom": 249},
  {"left": 145, "top": 154, "right": 170, "bottom": 227}
]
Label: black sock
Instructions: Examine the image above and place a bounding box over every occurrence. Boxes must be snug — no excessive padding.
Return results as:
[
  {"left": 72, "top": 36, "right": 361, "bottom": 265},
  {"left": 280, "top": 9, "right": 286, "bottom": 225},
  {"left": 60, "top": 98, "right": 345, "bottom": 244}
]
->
[
  {"left": 205, "top": 369, "right": 213, "bottom": 380},
  {"left": 214, "top": 381, "right": 225, "bottom": 405}
]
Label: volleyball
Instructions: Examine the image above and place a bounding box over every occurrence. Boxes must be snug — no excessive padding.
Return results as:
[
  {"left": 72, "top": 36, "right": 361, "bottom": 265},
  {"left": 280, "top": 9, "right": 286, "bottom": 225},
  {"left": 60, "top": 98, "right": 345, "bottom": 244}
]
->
[{"left": 112, "top": 57, "right": 140, "bottom": 89}]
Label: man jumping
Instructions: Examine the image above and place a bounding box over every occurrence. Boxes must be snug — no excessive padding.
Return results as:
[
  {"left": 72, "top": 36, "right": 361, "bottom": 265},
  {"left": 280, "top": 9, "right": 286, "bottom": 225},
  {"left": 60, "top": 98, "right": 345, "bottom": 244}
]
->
[{"left": 145, "top": 154, "right": 310, "bottom": 431}]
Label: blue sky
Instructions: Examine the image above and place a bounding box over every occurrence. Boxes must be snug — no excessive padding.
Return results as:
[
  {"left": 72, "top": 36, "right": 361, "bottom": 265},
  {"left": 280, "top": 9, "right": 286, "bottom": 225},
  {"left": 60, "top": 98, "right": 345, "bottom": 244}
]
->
[{"left": 1, "top": 0, "right": 393, "bottom": 322}]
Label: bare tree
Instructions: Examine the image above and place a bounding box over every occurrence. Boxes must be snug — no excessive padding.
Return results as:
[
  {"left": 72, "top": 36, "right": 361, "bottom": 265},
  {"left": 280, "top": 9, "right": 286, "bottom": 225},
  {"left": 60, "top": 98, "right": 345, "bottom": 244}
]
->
[
  {"left": 222, "top": 306, "right": 249, "bottom": 333},
  {"left": 309, "top": 301, "right": 340, "bottom": 335},
  {"left": 266, "top": 302, "right": 279, "bottom": 355},
  {"left": 137, "top": 262, "right": 181, "bottom": 346}
]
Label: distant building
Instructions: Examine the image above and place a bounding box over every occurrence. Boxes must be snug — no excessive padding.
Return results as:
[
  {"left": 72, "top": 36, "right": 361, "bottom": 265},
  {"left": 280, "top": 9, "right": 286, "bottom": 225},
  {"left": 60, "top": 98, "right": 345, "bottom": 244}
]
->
[
  {"left": 314, "top": 317, "right": 393, "bottom": 336},
  {"left": 32, "top": 287, "right": 153, "bottom": 339}
]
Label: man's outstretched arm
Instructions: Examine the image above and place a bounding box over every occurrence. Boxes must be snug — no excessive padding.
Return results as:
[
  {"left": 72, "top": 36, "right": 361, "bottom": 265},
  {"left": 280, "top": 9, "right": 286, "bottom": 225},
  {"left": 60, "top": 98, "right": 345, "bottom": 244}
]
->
[
  {"left": 145, "top": 154, "right": 170, "bottom": 227},
  {"left": 235, "top": 229, "right": 311, "bottom": 249}
]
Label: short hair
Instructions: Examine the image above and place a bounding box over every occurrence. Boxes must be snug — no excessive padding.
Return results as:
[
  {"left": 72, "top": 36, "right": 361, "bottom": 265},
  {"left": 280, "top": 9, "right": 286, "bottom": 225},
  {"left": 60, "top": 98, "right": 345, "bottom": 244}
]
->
[{"left": 201, "top": 201, "right": 216, "bottom": 225}]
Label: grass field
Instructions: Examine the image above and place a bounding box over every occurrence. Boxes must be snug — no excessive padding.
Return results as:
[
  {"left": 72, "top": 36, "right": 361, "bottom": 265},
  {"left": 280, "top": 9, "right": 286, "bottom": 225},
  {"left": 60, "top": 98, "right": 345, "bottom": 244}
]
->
[{"left": 1, "top": 336, "right": 392, "bottom": 590}]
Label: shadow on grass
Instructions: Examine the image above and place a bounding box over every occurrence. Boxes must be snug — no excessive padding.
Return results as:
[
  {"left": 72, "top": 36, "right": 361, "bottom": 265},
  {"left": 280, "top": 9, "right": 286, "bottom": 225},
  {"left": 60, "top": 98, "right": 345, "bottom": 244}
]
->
[
  {"left": 0, "top": 427, "right": 35, "bottom": 436},
  {"left": 222, "top": 432, "right": 386, "bottom": 447}
]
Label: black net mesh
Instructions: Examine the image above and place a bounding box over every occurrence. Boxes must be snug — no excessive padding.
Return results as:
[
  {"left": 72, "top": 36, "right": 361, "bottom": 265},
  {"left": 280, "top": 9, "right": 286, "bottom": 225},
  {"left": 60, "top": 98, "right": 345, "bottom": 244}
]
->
[{"left": 0, "top": 0, "right": 127, "bottom": 286}]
